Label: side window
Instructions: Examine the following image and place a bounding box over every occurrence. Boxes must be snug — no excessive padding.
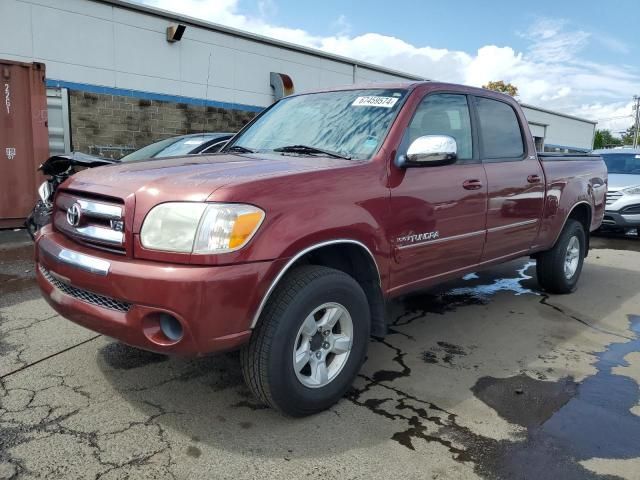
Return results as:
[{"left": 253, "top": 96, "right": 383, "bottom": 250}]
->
[
  {"left": 407, "top": 94, "right": 473, "bottom": 161},
  {"left": 475, "top": 97, "right": 524, "bottom": 159}
]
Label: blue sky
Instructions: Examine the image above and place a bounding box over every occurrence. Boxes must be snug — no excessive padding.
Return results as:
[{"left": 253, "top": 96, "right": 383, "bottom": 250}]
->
[
  {"left": 241, "top": 0, "right": 636, "bottom": 65},
  {"left": 141, "top": 0, "right": 639, "bottom": 133}
]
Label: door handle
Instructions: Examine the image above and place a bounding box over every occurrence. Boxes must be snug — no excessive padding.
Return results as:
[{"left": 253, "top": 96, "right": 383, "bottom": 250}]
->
[
  {"left": 527, "top": 174, "right": 541, "bottom": 183},
  {"left": 463, "top": 179, "right": 483, "bottom": 190}
]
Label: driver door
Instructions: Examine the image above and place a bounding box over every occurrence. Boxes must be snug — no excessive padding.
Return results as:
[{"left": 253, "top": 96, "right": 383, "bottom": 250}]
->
[{"left": 388, "top": 93, "right": 488, "bottom": 293}]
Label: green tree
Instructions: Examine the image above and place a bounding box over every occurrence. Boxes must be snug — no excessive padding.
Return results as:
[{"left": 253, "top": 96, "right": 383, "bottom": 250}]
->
[
  {"left": 482, "top": 80, "right": 518, "bottom": 97},
  {"left": 620, "top": 125, "right": 638, "bottom": 146},
  {"left": 593, "top": 129, "right": 623, "bottom": 149}
]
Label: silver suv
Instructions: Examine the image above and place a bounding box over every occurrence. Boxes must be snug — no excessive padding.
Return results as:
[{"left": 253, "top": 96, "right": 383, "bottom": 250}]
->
[{"left": 594, "top": 148, "right": 640, "bottom": 232}]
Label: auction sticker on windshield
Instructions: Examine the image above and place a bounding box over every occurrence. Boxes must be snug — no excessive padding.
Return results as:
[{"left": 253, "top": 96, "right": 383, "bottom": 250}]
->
[{"left": 352, "top": 96, "right": 398, "bottom": 108}]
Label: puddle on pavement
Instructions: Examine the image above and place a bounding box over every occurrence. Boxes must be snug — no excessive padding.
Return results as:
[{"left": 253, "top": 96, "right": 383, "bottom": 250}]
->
[
  {"left": 420, "top": 341, "right": 470, "bottom": 366},
  {"left": 393, "top": 261, "right": 538, "bottom": 329},
  {"left": 0, "top": 244, "right": 34, "bottom": 263},
  {"left": 0, "top": 273, "right": 37, "bottom": 296},
  {"left": 472, "top": 374, "right": 578, "bottom": 428},
  {"left": 0, "top": 243, "right": 38, "bottom": 298},
  {"left": 358, "top": 314, "right": 640, "bottom": 480},
  {"left": 461, "top": 314, "right": 640, "bottom": 478},
  {"left": 354, "top": 248, "right": 640, "bottom": 479},
  {"left": 448, "top": 261, "right": 538, "bottom": 299}
]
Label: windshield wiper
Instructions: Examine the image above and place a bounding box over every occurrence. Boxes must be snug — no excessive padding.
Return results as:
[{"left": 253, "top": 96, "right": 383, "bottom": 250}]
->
[
  {"left": 273, "top": 145, "right": 351, "bottom": 160},
  {"left": 226, "top": 145, "right": 255, "bottom": 154}
]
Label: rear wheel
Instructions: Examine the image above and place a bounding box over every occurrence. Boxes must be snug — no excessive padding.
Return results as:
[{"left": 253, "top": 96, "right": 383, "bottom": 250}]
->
[
  {"left": 240, "top": 265, "right": 370, "bottom": 416},
  {"left": 536, "top": 219, "right": 586, "bottom": 294}
]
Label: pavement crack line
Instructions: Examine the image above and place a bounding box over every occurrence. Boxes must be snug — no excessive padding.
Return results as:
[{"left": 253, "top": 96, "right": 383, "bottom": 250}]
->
[
  {"left": 0, "top": 335, "right": 102, "bottom": 379},
  {"left": 539, "top": 296, "right": 634, "bottom": 341}
]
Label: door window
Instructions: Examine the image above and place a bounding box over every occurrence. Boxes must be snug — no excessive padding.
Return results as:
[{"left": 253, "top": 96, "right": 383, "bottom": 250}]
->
[
  {"left": 475, "top": 97, "right": 524, "bottom": 160},
  {"left": 407, "top": 94, "right": 473, "bottom": 161}
]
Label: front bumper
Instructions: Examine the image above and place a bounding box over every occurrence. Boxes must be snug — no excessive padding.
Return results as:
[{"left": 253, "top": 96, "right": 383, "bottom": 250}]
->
[
  {"left": 602, "top": 211, "right": 640, "bottom": 228},
  {"left": 36, "top": 229, "right": 284, "bottom": 355}
]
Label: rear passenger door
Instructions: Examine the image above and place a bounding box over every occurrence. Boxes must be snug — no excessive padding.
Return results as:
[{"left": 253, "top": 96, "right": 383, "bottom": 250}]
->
[{"left": 474, "top": 96, "right": 545, "bottom": 261}]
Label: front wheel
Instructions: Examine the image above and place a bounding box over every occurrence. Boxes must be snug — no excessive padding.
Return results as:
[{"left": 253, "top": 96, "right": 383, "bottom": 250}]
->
[
  {"left": 240, "top": 265, "right": 370, "bottom": 416},
  {"left": 536, "top": 219, "right": 586, "bottom": 294}
]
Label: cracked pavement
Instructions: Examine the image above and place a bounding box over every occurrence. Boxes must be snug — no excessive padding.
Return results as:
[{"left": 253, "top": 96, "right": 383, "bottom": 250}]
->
[{"left": 1, "top": 230, "right": 640, "bottom": 479}]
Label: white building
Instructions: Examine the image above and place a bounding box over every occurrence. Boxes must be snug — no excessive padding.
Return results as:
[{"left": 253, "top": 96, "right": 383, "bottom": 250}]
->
[{"left": 1, "top": 0, "right": 596, "bottom": 155}]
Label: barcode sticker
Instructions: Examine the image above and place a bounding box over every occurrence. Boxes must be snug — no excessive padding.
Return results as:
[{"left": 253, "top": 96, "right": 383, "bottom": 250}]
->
[{"left": 352, "top": 96, "right": 398, "bottom": 108}]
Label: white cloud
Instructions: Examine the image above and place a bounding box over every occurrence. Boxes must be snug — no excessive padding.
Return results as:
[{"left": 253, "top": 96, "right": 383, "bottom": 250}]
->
[
  {"left": 142, "top": 0, "right": 638, "bottom": 134},
  {"left": 330, "top": 14, "right": 351, "bottom": 37},
  {"left": 257, "top": 0, "right": 276, "bottom": 18},
  {"left": 519, "top": 18, "right": 590, "bottom": 62}
]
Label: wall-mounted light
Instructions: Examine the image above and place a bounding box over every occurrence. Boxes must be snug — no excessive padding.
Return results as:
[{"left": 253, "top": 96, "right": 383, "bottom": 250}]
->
[
  {"left": 166, "top": 24, "right": 186, "bottom": 43},
  {"left": 270, "top": 72, "right": 294, "bottom": 101}
]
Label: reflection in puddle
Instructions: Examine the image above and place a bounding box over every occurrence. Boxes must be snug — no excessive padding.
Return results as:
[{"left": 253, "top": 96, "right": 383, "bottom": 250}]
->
[
  {"left": 360, "top": 314, "right": 640, "bottom": 479},
  {"left": 448, "top": 261, "right": 538, "bottom": 299},
  {"left": 464, "top": 314, "right": 640, "bottom": 478}
]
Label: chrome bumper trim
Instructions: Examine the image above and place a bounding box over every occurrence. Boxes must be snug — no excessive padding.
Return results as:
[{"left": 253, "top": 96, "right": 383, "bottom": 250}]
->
[{"left": 40, "top": 237, "right": 111, "bottom": 275}]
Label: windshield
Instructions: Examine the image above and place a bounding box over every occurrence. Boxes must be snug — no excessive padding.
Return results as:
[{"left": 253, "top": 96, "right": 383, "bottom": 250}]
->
[
  {"left": 226, "top": 89, "right": 408, "bottom": 160},
  {"left": 602, "top": 153, "right": 640, "bottom": 174},
  {"left": 120, "top": 135, "right": 216, "bottom": 162}
]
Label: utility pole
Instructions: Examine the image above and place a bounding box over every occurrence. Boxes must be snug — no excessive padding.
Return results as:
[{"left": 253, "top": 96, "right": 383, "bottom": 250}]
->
[{"left": 633, "top": 95, "right": 640, "bottom": 149}]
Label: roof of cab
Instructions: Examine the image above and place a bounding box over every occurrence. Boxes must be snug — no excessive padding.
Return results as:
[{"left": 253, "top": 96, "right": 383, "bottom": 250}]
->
[{"left": 294, "top": 81, "right": 516, "bottom": 100}]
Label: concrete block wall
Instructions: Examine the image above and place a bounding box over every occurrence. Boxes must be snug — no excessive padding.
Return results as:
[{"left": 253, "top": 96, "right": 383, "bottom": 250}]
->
[{"left": 69, "top": 91, "right": 256, "bottom": 158}]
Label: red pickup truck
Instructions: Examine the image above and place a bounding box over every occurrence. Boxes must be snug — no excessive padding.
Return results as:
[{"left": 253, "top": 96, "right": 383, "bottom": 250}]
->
[{"left": 35, "top": 82, "right": 607, "bottom": 416}]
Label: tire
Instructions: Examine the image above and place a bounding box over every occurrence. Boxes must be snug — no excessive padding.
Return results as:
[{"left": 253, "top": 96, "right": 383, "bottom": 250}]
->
[
  {"left": 240, "top": 265, "right": 370, "bottom": 416},
  {"left": 536, "top": 219, "right": 586, "bottom": 294}
]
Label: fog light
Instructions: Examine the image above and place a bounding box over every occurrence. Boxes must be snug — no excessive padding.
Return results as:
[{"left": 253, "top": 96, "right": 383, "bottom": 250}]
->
[{"left": 159, "top": 313, "right": 183, "bottom": 342}]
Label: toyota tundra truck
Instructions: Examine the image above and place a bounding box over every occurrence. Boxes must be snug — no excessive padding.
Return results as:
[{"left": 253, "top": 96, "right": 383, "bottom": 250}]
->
[{"left": 35, "top": 82, "right": 607, "bottom": 416}]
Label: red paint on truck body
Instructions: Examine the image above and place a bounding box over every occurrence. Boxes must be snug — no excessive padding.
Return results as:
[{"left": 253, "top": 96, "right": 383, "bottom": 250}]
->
[{"left": 36, "top": 82, "right": 607, "bottom": 354}]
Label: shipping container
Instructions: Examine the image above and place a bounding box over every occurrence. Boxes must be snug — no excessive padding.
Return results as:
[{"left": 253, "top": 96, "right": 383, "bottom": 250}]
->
[{"left": 0, "top": 60, "right": 49, "bottom": 228}]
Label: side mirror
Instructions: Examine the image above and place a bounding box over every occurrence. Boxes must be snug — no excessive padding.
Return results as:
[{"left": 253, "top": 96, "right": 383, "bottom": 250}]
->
[{"left": 396, "top": 135, "right": 457, "bottom": 168}]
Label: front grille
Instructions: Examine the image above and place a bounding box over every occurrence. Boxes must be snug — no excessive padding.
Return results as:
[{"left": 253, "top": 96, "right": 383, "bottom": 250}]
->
[
  {"left": 40, "top": 265, "right": 131, "bottom": 312},
  {"left": 606, "top": 191, "right": 623, "bottom": 206},
  {"left": 54, "top": 191, "right": 126, "bottom": 254}
]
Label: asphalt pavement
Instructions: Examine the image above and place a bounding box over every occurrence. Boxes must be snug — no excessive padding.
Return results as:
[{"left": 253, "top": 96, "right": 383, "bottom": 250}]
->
[{"left": 1, "top": 229, "right": 639, "bottom": 479}]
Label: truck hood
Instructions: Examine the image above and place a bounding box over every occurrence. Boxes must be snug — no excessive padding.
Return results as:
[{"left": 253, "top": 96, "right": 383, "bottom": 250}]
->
[
  {"left": 62, "top": 153, "right": 354, "bottom": 201},
  {"left": 607, "top": 173, "right": 640, "bottom": 191}
]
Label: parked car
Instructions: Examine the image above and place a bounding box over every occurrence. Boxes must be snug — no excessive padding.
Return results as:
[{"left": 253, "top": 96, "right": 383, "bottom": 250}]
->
[
  {"left": 118, "top": 132, "right": 234, "bottom": 162},
  {"left": 34, "top": 82, "right": 606, "bottom": 416},
  {"left": 592, "top": 148, "right": 640, "bottom": 232},
  {"left": 25, "top": 133, "right": 234, "bottom": 238},
  {"left": 25, "top": 152, "right": 119, "bottom": 239}
]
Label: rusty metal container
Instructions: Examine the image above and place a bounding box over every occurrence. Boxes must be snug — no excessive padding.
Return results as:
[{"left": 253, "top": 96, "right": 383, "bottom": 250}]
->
[{"left": 0, "top": 60, "right": 49, "bottom": 228}]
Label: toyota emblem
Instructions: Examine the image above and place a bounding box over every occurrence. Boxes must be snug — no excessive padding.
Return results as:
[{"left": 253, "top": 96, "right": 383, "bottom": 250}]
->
[{"left": 66, "top": 203, "right": 82, "bottom": 227}]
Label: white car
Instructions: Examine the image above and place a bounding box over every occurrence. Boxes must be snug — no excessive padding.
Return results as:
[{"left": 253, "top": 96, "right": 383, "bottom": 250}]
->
[{"left": 593, "top": 148, "right": 640, "bottom": 232}]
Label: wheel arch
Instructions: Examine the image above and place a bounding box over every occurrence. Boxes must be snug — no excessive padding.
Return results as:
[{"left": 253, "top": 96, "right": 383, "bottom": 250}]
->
[
  {"left": 545, "top": 201, "right": 592, "bottom": 257},
  {"left": 250, "top": 239, "right": 386, "bottom": 337},
  {"left": 567, "top": 202, "right": 592, "bottom": 255}
]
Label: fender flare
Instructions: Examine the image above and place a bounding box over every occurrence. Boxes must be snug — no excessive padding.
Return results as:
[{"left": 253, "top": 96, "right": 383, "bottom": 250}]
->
[
  {"left": 250, "top": 239, "right": 381, "bottom": 329},
  {"left": 549, "top": 200, "right": 593, "bottom": 249}
]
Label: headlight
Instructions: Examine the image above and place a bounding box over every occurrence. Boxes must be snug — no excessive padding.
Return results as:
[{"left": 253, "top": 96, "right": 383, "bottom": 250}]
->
[
  {"left": 140, "top": 202, "right": 265, "bottom": 254},
  {"left": 622, "top": 185, "right": 640, "bottom": 195},
  {"left": 38, "top": 181, "right": 52, "bottom": 202}
]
